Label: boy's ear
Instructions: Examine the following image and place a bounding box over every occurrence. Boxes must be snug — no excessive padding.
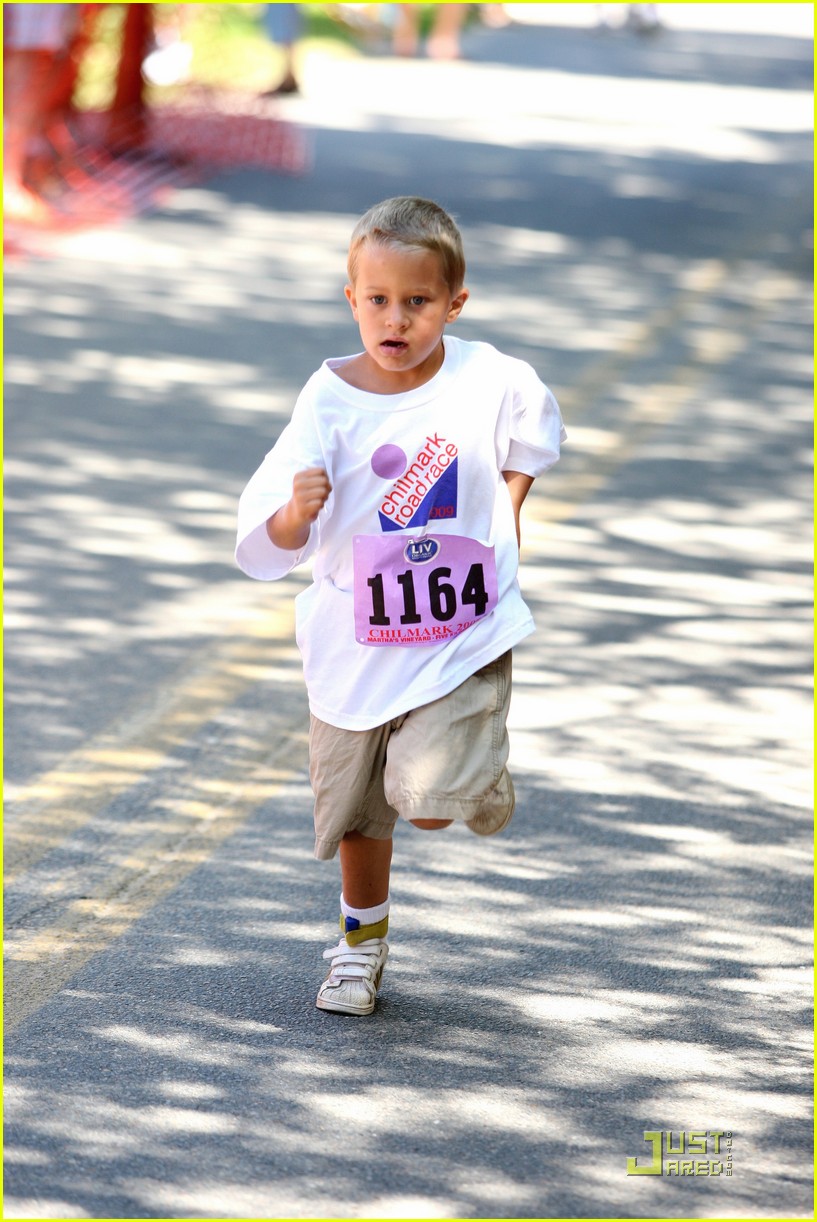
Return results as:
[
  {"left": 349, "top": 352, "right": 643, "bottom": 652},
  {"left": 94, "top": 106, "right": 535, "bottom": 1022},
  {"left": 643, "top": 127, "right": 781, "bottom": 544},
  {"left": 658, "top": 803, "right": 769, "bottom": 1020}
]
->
[
  {"left": 446, "top": 287, "right": 469, "bottom": 323},
  {"left": 344, "top": 283, "right": 359, "bottom": 319}
]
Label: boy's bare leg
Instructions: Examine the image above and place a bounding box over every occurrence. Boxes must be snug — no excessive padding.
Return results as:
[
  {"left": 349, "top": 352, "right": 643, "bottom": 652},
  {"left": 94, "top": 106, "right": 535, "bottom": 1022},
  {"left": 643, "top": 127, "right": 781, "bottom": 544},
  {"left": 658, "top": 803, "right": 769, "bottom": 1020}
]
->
[
  {"left": 339, "top": 830, "right": 392, "bottom": 907},
  {"left": 427, "top": 3, "right": 466, "bottom": 60},
  {"left": 338, "top": 820, "right": 451, "bottom": 910},
  {"left": 3, "top": 50, "right": 58, "bottom": 220},
  {"left": 392, "top": 5, "right": 420, "bottom": 57},
  {"left": 319, "top": 831, "right": 391, "bottom": 1014}
]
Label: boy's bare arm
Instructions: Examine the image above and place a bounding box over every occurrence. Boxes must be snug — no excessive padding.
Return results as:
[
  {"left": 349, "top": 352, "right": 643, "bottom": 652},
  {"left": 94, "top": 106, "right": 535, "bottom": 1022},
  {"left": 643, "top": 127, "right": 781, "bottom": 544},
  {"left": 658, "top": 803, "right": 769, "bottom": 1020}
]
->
[
  {"left": 266, "top": 468, "right": 332, "bottom": 550},
  {"left": 503, "top": 469, "right": 535, "bottom": 546}
]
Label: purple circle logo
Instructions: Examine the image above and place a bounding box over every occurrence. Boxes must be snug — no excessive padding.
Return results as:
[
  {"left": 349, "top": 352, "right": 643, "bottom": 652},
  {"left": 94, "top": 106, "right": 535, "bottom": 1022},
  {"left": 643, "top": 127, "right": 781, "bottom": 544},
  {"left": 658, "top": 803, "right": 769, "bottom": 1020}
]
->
[{"left": 371, "top": 445, "right": 407, "bottom": 480}]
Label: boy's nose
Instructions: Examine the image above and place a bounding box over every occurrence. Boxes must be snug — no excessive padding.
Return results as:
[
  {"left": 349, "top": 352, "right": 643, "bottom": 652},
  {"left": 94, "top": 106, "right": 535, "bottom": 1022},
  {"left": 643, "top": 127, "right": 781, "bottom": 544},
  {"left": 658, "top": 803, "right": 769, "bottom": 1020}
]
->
[{"left": 386, "top": 305, "right": 408, "bottom": 330}]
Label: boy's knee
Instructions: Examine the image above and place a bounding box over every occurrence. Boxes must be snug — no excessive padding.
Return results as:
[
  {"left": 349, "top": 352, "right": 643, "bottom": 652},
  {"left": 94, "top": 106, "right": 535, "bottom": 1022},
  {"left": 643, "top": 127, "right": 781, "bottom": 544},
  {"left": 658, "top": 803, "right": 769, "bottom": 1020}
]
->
[{"left": 410, "top": 818, "right": 453, "bottom": 831}]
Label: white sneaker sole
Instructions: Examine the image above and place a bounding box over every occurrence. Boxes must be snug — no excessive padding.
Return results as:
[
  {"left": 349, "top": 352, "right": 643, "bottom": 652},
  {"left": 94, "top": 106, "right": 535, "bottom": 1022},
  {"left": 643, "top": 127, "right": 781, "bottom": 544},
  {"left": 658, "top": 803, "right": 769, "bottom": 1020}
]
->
[
  {"left": 316, "top": 993, "right": 376, "bottom": 1016},
  {"left": 316, "top": 962, "right": 386, "bottom": 1016}
]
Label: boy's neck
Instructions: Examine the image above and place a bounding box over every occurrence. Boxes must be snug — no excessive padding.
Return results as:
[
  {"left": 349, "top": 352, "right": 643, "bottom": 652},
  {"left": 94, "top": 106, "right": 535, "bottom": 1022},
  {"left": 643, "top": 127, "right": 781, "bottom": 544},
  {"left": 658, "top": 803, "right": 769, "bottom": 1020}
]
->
[{"left": 335, "top": 341, "right": 447, "bottom": 395}]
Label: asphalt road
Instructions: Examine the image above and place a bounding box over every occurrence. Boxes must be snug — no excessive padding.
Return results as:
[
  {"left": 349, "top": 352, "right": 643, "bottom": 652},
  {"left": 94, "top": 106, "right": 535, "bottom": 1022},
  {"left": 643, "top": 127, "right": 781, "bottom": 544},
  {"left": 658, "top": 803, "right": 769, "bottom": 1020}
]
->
[{"left": 4, "top": 8, "right": 813, "bottom": 1219}]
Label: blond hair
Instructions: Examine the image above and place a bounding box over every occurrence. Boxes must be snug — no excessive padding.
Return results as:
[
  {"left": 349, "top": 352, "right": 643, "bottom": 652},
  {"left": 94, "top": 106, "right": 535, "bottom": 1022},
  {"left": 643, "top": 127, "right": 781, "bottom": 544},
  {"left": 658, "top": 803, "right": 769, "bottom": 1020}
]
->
[{"left": 347, "top": 197, "right": 466, "bottom": 292}]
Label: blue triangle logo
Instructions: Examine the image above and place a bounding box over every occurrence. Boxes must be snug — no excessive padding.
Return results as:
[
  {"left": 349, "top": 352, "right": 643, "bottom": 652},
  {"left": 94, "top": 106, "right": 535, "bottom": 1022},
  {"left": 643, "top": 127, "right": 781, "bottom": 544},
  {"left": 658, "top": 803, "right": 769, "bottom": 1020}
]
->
[{"left": 379, "top": 458, "right": 458, "bottom": 532}]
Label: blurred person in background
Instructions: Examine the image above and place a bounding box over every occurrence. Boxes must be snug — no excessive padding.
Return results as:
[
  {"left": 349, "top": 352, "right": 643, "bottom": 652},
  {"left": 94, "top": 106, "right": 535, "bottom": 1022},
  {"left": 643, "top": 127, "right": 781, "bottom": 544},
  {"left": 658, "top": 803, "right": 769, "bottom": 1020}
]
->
[
  {"left": 4, "top": 2, "right": 155, "bottom": 223},
  {"left": 392, "top": 2, "right": 468, "bottom": 60},
  {"left": 596, "top": 4, "right": 662, "bottom": 34},
  {"left": 3, "top": 2, "right": 81, "bottom": 220},
  {"left": 479, "top": 5, "right": 510, "bottom": 28},
  {"left": 260, "top": 3, "right": 304, "bottom": 97}
]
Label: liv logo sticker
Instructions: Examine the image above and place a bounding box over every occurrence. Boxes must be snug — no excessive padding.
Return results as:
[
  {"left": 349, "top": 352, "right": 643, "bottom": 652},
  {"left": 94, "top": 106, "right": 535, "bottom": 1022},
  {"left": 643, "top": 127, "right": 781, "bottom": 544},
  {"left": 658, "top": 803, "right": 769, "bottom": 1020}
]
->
[
  {"left": 626, "top": 1130, "right": 734, "bottom": 1177},
  {"left": 404, "top": 538, "right": 440, "bottom": 565}
]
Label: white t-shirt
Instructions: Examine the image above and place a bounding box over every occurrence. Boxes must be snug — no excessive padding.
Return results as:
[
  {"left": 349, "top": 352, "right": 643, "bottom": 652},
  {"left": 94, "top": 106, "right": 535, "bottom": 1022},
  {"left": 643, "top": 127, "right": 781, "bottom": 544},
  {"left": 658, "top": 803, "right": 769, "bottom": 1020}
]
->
[{"left": 236, "top": 336, "right": 566, "bottom": 730}]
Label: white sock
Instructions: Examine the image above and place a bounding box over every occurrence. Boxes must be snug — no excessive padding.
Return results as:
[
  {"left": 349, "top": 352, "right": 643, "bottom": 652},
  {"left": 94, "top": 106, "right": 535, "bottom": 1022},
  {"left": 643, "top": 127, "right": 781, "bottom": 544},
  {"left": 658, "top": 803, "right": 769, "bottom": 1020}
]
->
[{"left": 340, "top": 892, "right": 390, "bottom": 925}]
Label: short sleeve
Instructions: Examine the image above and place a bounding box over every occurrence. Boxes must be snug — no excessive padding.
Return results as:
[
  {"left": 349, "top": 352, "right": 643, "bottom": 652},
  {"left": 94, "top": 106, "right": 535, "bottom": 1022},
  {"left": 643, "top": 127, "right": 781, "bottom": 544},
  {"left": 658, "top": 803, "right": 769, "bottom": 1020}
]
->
[
  {"left": 235, "top": 393, "right": 328, "bottom": 581},
  {"left": 502, "top": 358, "right": 567, "bottom": 478}
]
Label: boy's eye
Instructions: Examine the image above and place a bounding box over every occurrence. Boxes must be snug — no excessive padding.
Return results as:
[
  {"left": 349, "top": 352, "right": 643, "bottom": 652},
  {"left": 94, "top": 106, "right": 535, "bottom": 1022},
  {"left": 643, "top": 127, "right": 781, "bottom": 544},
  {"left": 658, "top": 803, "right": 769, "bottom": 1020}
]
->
[
  {"left": 409, "top": 296, "right": 426, "bottom": 306},
  {"left": 371, "top": 295, "right": 387, "bottom": 305}
]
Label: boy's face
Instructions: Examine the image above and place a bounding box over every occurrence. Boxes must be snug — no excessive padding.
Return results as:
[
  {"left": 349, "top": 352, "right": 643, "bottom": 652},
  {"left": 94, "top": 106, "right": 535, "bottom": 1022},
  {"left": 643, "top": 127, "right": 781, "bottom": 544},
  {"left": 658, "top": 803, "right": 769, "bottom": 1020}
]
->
[{"left": 345, "top": 243, "right": 468, "bottom": 393}]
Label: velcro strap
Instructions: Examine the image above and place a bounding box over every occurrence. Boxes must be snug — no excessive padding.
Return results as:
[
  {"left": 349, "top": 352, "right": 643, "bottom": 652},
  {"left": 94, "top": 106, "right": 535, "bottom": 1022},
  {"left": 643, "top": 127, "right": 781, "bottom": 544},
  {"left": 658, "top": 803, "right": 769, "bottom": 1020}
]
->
[{"left": 338, "top": 914, "right": 389, "bottom": 945}]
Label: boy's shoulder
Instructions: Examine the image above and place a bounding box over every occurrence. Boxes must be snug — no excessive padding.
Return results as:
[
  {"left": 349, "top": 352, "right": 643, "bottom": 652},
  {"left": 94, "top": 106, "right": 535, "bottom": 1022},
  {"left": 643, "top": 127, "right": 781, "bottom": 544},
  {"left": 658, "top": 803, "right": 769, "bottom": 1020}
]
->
[
  {"left": 449, "top": 335, "right": 500, "bottom": 362},
  {"left": 448, "top": 336, "right": 541, "bottom": 384}
]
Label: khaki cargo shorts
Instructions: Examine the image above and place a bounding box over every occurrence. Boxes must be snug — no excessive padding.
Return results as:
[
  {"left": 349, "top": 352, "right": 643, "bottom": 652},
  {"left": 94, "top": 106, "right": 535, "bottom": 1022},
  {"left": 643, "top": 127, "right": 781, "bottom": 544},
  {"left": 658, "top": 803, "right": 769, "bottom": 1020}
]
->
[{"left": 309, "top": 651, "right": 514, "bottom": 861}]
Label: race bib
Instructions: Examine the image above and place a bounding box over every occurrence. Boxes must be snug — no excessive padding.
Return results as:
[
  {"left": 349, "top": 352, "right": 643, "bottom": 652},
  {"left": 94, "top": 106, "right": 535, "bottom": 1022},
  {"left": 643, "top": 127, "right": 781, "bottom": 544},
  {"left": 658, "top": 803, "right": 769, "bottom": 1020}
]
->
[{"left": 353, "top": 533, "right": 498, "bottom": 647}]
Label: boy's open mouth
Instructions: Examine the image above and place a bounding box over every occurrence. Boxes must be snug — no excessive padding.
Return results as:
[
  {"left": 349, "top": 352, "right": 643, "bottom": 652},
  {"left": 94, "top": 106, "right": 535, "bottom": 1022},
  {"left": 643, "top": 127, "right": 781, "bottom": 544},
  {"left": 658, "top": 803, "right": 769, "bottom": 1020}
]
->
[{"left": 381, "top": 340, "right": 408, "bottom": 350}]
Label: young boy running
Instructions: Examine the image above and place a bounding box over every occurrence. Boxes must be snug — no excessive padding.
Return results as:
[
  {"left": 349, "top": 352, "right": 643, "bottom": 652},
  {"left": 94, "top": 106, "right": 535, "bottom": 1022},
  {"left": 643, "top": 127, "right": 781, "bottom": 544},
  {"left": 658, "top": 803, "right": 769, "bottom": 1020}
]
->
[{"left": 236, "top": 197, "right": 566, "bottom": 1015}]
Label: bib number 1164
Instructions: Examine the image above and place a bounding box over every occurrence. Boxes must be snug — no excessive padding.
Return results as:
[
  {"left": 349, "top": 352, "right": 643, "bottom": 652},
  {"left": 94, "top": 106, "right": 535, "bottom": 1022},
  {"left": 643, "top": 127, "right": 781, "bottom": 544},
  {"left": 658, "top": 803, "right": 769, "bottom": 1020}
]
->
[
  {"left": 368, "top": 563, "right": 489, "bottom": 626},
  {"left": 353, "top": 533, "right": 498, "bottom": 647}
]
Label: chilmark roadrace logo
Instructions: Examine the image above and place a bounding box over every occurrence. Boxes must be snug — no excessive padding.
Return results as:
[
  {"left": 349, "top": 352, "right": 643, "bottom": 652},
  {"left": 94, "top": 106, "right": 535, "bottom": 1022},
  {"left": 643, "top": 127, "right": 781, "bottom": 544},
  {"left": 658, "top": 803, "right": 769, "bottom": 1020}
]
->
[
  {"left": 370, "top": 436, "right": 459, "bottom": 532},
  {"left": 627, "top": 1130, "right": 734, "bottom": 1177}
]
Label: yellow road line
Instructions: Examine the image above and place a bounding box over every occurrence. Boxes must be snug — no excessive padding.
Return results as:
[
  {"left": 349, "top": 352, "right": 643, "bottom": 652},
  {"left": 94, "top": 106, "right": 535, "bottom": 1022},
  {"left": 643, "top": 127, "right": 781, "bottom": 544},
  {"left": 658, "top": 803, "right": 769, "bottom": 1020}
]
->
[
  {"left": 3, "top": 601, "right": 297, "bottom": 883},
  {"left": 554, "top": 258, "right": 731, "bottom": 420},
  {"left": 4, "top": 763, "right": 299, "bottom": 1033},
  {"left": 532, "top": 266, "right": 794, "bottom": 528}
]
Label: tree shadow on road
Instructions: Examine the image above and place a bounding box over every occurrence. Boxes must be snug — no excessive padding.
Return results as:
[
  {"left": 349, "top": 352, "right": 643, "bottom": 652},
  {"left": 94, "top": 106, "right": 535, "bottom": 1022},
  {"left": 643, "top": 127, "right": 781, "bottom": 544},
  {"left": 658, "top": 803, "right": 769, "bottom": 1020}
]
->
[{"left": 4, "top": 772, "right": 812, "bottom": 1219}]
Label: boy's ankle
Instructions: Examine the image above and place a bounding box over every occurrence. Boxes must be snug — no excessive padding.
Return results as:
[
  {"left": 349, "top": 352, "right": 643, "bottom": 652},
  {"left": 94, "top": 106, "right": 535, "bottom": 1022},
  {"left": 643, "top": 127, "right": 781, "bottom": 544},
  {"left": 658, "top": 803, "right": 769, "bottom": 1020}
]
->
[
  {"left": 341, "top": 914, "right": 389, "bottom": 946},
  {"left": 340, "top": 893, "right": 390, "bottom": 946}
]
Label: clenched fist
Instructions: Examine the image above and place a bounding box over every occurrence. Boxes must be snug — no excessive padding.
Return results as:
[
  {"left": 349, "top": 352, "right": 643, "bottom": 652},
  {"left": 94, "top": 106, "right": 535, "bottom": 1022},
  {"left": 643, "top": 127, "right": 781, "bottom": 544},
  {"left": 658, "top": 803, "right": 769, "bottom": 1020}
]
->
[
  {"left": 291, "top": 468, "right": 332, "bottom": 524},
  {"left": 266, "top": 467, "right": 332, "bottom": 551}
]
